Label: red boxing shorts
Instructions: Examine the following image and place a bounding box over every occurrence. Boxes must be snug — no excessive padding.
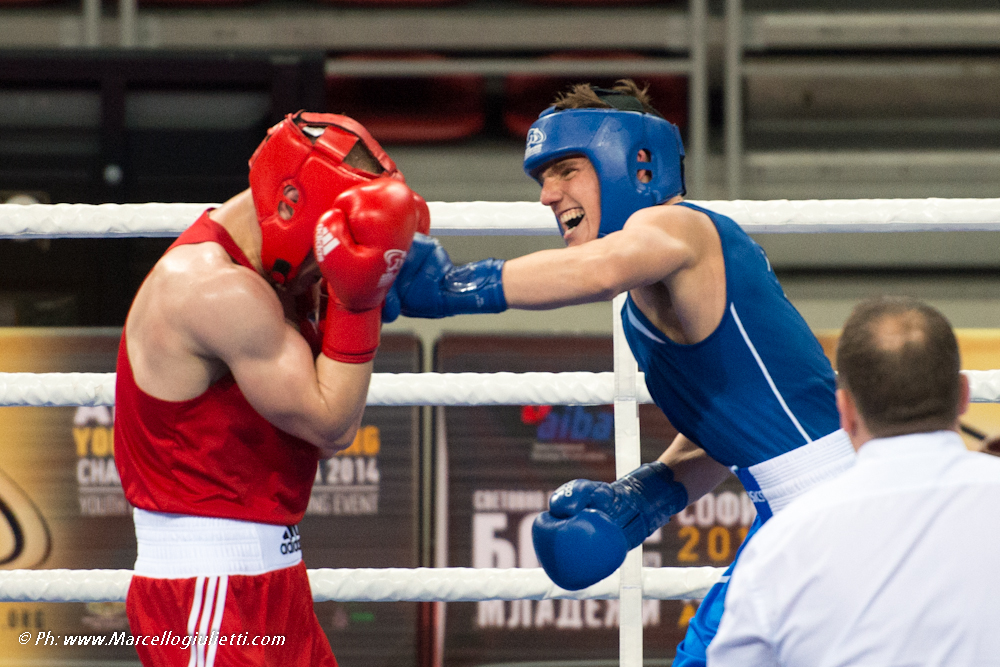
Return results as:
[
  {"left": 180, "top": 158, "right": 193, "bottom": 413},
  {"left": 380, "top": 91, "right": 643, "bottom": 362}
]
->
[{"left": 127, "top": 509, "right": 337, "bottom": 667}]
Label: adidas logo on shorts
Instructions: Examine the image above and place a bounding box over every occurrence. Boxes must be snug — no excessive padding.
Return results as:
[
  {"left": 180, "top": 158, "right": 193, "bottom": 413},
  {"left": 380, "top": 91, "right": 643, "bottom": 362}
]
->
[{"left": 280, "top": 525, "right": 302, "bottom": 555}]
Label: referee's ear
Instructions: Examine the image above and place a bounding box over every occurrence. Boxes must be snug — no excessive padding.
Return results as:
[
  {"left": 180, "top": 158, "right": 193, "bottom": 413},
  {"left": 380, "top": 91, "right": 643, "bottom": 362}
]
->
[
  {"left": 957, "top": 373, "right": 970, "bottom": 418},
  {"left": 836, "top": 388, "right": 864, "bottom": 451}
]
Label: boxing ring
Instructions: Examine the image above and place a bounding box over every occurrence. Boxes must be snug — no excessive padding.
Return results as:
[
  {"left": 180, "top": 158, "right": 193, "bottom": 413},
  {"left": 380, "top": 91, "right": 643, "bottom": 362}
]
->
[{"left": 3, "top": 198, "right": 1000, "bottom": 667}]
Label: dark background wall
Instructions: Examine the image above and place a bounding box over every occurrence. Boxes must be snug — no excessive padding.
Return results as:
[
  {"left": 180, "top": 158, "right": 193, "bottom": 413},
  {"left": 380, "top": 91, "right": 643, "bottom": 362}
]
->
[{"left": 0, "top": 50, "right": 325, "bottom": 325}]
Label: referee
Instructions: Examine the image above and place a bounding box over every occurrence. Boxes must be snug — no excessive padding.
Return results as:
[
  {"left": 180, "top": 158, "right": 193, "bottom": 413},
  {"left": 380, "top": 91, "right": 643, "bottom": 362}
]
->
[{"left": 708, "top": 296, "right": 1000, "bottom": 667}]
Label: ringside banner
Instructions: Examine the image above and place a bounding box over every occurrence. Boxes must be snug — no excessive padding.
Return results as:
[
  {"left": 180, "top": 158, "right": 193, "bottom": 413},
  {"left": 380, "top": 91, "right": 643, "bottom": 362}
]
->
[
  {"left": 0, "top": 329, "right": 421, "bottom": 667},
  {"left": 435, "top": 335, "right": 754, "bottom": 666},
  {"left": 430, "top": 330, "right": 1000, "bottom": 667},
  {"left": 0, "top": 328, "right": 132, "bottom": 664}
]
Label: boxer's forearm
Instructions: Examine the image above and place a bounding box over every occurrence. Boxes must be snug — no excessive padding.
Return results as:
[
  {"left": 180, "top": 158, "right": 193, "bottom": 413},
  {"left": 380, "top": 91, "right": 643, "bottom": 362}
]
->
[
  {"left": 310, "top": 354, "right": 373, "bottom": 447},
  {"left": 657, "top": 434, "right": 731, "bottom": 503},
  {"left": 504, "top": 224, "right": 687, "bottom": 309}
]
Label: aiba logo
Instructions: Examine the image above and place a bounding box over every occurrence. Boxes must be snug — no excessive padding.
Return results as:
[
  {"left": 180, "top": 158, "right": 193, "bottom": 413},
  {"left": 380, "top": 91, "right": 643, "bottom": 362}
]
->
[
  {"left": 532, "top": 406, "right": 613, "bottom": 443},
  {"left": 524, "top": 128, "right": 546, "bottom": 159}
]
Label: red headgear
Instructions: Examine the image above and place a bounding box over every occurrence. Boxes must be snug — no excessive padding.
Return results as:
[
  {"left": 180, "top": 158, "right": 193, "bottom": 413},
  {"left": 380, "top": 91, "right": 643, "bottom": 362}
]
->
[{"left": 249, "top": 111, "right": 404, "bottom": 284}]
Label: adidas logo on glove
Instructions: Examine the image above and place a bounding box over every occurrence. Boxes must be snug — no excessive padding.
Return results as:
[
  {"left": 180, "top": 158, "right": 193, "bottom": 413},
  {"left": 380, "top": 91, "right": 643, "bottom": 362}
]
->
[{"left": 314, "top": 226, "right": 340, "bottom": 263}]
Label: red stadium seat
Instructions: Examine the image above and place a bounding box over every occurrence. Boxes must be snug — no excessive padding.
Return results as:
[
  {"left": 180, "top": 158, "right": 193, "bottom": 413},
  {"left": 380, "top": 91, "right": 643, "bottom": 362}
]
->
[
  {"left": 503, "top": 52, "right": 688, "bottom": 140},
  {"left": 527, "top": 0, "right": 673, "bottom": 4},
  {"left": 326, "top": 53, "right": 486, "bottom": 144},
  {"left": 317, "top": 0, "right": 466, "bottom": 6},
  {"left": 138, "top": 0, "right": 259, "bottom": 5}
]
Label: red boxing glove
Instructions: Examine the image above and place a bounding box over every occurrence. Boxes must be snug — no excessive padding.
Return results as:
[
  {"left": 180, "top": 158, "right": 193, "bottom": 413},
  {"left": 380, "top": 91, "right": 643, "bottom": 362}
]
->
[{"left": 314, "top": 178, "right": 426, "bottom": 363}]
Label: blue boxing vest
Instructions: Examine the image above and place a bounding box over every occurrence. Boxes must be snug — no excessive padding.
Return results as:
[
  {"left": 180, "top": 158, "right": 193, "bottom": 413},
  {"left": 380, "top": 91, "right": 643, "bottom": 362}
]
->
[{"left": 621, "top": 202, "right": 841, "bottom": 472}]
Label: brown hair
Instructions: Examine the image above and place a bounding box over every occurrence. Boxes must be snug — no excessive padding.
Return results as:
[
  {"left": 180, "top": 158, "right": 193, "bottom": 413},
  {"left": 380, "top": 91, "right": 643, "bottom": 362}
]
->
[
  {"left": 837, "top": 296, "right": 961, "bottom": 437},
  {"left": 343, "top": 139, "right": 385, "bottom": 175},
  {"left": 552, "top": 79, "right": 660, "bottom": 115}
]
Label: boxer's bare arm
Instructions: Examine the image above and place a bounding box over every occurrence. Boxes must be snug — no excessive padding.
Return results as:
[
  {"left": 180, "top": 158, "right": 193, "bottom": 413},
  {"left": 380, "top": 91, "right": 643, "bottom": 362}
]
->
[
  {"left": 657, "top": 434, "right": 731, "bottom": 503},
  {"left": 193, "top": 269, "right": 369, "bottom": 455},
  {"left": 501, "top": 205, "right": 727, "bottom": 346},
  {"left": 502, "top": 204, "right": 710, "bottom": 309},
  {"left": 127, "top": 245, "right": 367, "bottom": 457}
]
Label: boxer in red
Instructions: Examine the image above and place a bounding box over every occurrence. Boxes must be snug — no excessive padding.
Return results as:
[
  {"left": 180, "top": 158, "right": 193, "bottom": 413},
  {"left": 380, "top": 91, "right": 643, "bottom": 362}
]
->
[{"left": 113, "top": 112, "right": 428, "bottom": 667}]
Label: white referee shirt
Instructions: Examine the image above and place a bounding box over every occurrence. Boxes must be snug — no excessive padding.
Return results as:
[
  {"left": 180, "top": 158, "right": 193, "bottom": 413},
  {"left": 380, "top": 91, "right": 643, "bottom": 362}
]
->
[{"left": 708, "top": 430, "right": 1000, "bottom": 667}]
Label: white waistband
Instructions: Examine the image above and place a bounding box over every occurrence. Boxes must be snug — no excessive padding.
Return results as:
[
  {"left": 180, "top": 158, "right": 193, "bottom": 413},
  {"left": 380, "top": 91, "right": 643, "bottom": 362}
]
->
[
  {"left": 132, "top": 509, "right": 302, "bottom": 578},
  {"left": 746, "top": 429, "right": 856, "bottom": 514}
]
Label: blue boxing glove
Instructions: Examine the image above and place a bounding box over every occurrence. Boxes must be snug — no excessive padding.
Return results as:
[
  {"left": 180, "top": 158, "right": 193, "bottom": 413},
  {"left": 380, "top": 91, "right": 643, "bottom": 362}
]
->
[
  {"left": 532, "top": 462, "right": 689, "bottom": 590},
  {"left": 382, "top": 233, "right": 507, "bottom": 322}
]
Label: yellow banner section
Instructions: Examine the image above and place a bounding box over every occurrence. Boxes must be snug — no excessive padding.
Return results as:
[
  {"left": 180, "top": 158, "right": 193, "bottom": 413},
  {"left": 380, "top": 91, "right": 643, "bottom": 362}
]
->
[
  {"left": 0, "top": 328, "right": 128, "bottom": 660},
  {"left": 816, "top": 329, "right": 1000, "bottom": 451}
]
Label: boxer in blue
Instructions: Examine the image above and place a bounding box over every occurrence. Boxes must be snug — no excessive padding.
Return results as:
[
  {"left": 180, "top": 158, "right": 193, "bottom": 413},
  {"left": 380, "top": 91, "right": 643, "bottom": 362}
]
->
[{"left": 382, "top": 80, "right": 856, "bottom": 666}]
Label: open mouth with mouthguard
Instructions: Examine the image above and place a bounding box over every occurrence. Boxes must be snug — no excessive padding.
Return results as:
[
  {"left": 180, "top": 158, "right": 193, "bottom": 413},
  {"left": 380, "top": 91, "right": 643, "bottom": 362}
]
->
[{"left": 559, "top": 208, "right": 585, "bottom": 230}]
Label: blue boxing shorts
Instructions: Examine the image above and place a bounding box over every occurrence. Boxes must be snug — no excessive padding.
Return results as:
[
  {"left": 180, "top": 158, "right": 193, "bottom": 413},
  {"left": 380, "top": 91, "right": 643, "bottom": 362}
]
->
[{"left": 671, "top": 515, "right": 762, "bottom": 667}]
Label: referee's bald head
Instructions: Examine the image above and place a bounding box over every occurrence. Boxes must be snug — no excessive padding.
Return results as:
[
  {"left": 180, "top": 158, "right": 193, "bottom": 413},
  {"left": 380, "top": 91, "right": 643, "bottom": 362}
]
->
[{"left": 837, "top": 296, "right": 962, "bottom": 438}]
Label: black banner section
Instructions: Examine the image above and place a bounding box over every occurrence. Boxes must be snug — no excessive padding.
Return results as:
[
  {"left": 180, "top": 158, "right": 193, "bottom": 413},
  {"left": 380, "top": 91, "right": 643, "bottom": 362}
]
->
[
  {"left": 435, "top": 334, "right": 753, "bottom": 667},
  {"left": 307, "top": 334, "right": 422, "bottom": 667}
]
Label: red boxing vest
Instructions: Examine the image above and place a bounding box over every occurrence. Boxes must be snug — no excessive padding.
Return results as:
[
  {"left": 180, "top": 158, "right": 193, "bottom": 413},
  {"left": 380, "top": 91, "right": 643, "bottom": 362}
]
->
[{"left": 114, "top": 211, "right": 321, "bottom": 525}]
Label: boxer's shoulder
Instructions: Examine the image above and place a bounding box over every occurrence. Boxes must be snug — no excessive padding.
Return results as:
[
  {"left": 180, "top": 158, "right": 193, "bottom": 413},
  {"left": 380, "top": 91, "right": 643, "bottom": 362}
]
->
[
  {"left": 151, "top": 243, "right": 273, "bottom": 315},
  {"left": 159, "top": 240, "right": 257, "bottom": 285},
  {"left": 129, "top": 245, "right": 283, "bottom": 370}
]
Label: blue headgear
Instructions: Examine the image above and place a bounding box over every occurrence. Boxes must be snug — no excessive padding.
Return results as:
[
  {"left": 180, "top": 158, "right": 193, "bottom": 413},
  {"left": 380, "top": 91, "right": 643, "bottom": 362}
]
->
[{"left": 523, "top": 99, "right": 685, "bottom": 238}]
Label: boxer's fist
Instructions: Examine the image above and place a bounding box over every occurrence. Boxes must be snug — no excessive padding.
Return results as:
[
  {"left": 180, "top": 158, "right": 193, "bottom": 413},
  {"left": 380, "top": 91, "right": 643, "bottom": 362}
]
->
[
  {"left": 533, "top": 482, "right": 629, "bottom": 591},
  {"left": 532, "top": 463, "right": 689, "bottom": 590},
  {"left": 316, "top": 179, "right": 426, "bottom": 310},
  {"left": 315, "top": 178, "right": 426, "bottom": 362},
  {"left": 548, "top": 479, "right": 614, "bottom": 517},
  {"left": 381, "top": 233, "right": 506, "bottom": 323}
]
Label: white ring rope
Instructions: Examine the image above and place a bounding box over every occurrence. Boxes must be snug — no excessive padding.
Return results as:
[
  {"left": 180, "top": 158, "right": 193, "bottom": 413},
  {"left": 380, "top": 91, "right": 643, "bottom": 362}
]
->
[
  {"left": 0, "top": 567, "right": 723, "bottom": 604},
  {"left": 6, "top": 198, "right": 1000, "bottom": 237},
  {"left": 0, "top": 373, "right": 117, "bottom": 408},
  {"left": 370, "top": 372, "right": 656, "bottom": 406},
  {"left": 3, "top": 370, "right": 1000, "bottom": 408},
  {"left": 0, "top": 371, "right": 655, "bottom": 408}
]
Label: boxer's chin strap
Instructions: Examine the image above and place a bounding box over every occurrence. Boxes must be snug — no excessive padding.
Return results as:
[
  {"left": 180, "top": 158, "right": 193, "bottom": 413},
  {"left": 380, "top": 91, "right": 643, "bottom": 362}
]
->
[{"left": 271, "top": 259, "right": 292, "bottom": 285}]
